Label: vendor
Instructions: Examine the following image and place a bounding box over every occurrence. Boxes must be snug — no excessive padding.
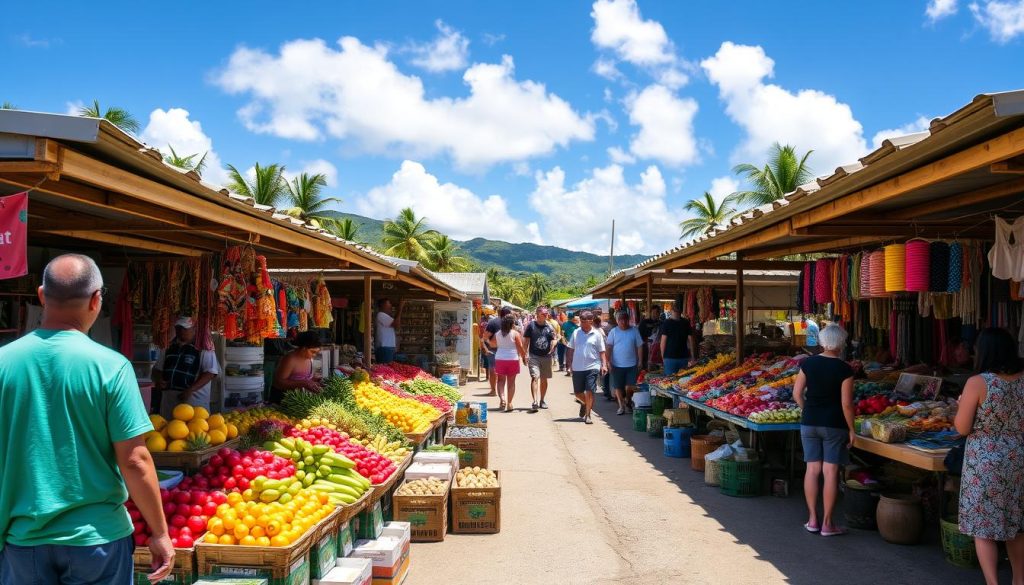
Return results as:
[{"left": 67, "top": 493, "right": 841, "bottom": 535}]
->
[
  {"left": 271, "top": 331, "right": 323, "bottom": 403},
  {"left": 153, "top": 316, "right": 219, "bottom": 419}
]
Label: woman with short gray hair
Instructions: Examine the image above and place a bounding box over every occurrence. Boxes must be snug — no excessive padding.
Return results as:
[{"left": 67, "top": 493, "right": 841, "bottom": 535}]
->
[{"left": 792, "top": 324, "right": 855, "bottom": 536}]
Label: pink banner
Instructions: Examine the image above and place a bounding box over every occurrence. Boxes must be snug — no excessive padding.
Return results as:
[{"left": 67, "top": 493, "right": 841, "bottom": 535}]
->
[{"left": 0, "top": 192, "right": 28, "bottom": 280}]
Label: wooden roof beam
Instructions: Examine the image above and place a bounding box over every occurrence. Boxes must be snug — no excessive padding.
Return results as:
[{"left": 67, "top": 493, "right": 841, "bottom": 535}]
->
[
  {"left": 991, "top": 155, "right": 1024, "bottom": 174},
  {"left": 744, "top": 236, "right": 884, "bottom": 261},
  {"left": 882, "top": 176, "right": 1024, "bottom": 220},
  {"left": 36, "top": 230, "right": 204, "bottom": 256}
]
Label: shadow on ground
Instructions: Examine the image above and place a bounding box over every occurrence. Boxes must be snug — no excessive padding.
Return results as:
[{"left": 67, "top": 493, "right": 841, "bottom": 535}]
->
[{"left": 585, "top": 392, "right": 993, "bottom": 585}]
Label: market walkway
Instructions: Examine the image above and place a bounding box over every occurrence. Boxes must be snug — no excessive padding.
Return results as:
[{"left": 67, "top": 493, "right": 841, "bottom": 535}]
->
[{"left": 406, "top": 374, "right": 984, "bottom": 585}]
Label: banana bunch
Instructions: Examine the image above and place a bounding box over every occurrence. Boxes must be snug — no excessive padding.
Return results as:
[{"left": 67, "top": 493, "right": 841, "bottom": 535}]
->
[
  {"left": 359, "top": 435, "right": 411, "bottom": 464},
  {"left": 262, "top": 438, "right": 371, "bottom": 506}
]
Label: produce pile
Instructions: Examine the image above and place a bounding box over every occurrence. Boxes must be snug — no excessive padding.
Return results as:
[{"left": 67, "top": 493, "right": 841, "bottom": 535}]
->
[
  {"left": 455, "top": 468, "right": 499, "bottom": 488},
  {"left": 352, "top": 380, "right": 439, "bottom": 434},
  {"left": 146, "top": 405, "right": 238, "bottom": 453},
  {"left": 396, "top": 478, "right": 449, "bottom": 496},
  {"left": 376, "top": 379, "right": 454, "bottom": 414},
  {"left": 447, "top": 426, "right": 486, "bottom": 438},
  {"left": 399, "top": 378, "right": 463, "bottom": 404},
  {"left": 282, "top": 427, "right": 399, "bottom": 484},
  {"left": 369, "top": 363, "right": 435, "bottom": 382},
  {"left": 852, "top": 379, "right": 959, "bottom": 439}
]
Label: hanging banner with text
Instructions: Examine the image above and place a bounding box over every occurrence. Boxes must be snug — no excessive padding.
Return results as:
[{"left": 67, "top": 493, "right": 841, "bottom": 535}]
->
[{"left": 0, "top": 192, "right": 28, "bottom": 280}]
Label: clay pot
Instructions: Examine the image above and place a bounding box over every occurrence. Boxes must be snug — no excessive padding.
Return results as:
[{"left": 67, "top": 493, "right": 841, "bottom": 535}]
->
[{"left": 877, "top": 494, "right": 923, "bottom": 544}]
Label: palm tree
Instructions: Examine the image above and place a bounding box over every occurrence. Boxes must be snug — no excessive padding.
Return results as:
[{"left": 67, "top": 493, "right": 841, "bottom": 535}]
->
[
  {"left": 283, "top": 173, "right": 342, "bottom": 227},
  {"left": 381, "top": 207, "right": 437, "bottom": 262},
  {"left": 424, "top": 234, "right": 471, "bottom": 272},
  {"left": 163, "top": 145, "right": 208, "bottom": 176},
  {"left": 732, "top": 142, "right": 814, "bottom": 207},
  {"left": 325, "top": 217, "right": 364, "bottom": 243},
  {"left": 226, "top": 163, "right": 288, "bottom": 207},
  {"left": 679, "top": 191, "right": 740, "bottom": 240},
  {"left": 524, "top": 273, "right": 550, "bottom": 307},
  {"left": 1, "top": 102, "right": 16, "bottom": 110},
  {"left": 77, "top": 100, "right": 141, "bottom": 134}
]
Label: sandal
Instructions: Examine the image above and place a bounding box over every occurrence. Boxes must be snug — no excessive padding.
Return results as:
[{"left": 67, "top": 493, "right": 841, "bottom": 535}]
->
[
  {"left": 820, "top": 527, "right": 846, "bottom": 537},
  {"left": 504, "top": 405, "right": 514, "bottom": 413},
  {"left": 804, "top": 523, "right": 820, "bottom": 533},
  {"left": 499, "top": 400, "right": 506, "bottom": 410}
]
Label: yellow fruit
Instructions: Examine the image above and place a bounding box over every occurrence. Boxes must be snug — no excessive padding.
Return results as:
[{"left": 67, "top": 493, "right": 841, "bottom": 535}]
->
[
  {"left": 149, "top": 414, "right": 167, "bottom": 431},
  {"left": 166, "top": 420, "right": 189, "bottom": 440},
  {"left": 256, "top": 536, "right": 271, "bottom": 547},
  {"left": 208, "top": 430, "right": 226, "bottom": 445},
  {"left": 208, "top": 414, "right": 225, "bottom": 428},
  {"left": 218, "top": 534, "right": 235, "bottom": 545},
  {"left": 233, "top": 524, "right": 249, "bottom": 540},
  {"left": 172, "top": 404, "right": 195, "bottom": 422},
  {"left": 166, "top": 439, "right": 187, "bottom": 452},
  {"left": 226, "top": 424, "right": 238, "bottom": 439},
  {"left": 270, "top": 535, "right": 289, "bottom": 547},
  {"left": 239, "top": 535, "right": 256, "bottom": 546},
  {"left": 193, "top": 406, "right": 210, "bottom": 420},
  {"left": 187, "top": 419, "right": 209, "bottom": 434},
  {"left": 145, "top": 434, "right": 168, "bottom": 452},
  {"left": 203, "top": 533, "right": 219, "bottom": 544}
]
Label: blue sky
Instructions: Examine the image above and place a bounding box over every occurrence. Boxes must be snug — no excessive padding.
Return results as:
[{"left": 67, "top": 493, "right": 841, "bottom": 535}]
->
[{"left": 2, "top": 0, "right": 1022, "bottom": 256}]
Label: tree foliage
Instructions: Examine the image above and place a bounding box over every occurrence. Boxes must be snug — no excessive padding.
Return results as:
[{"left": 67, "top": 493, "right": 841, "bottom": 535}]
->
[
  {"left": 679, "top": 191, "right": 739, "bottom": 241},
  {"left": 163, "top": 145, "right": 208, "bottom": 176},
  {"left": 283, "top": 172, "right": 341, "bottom": 227},
  {"left": 226, "top": 163, "right": 288, "bottom": 207},
  {"left": 77, "top": 100, "right": 141, "bottom": 134},
  {"left": 732, "top": 143, "right": 814, "bottom": 207},
  {"left": 381, "top": 207, "right": 437, "bottom": 262}
]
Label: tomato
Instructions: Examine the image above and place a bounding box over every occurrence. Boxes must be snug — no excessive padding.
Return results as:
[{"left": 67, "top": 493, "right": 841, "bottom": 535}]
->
[
  {"left": 173, "top": 491, "right": 191, "bottom": 505},
  {"left": 203, "top": 501, "right": 219, "bottom": 516},
  {"left": 177, "top": 535, "right": 194, "bottom": 548},
  {"left": 223, "top": 477, "right": 237, "bottom": 491},
  {"left": 128, "top": 509, "right": 143, "bottom": 522},
  {"left": 187, "top": 515, "right": 207, "bottom": 533},
  {"left": 170, "top": 515, "right": 188, "bottom": 528}
]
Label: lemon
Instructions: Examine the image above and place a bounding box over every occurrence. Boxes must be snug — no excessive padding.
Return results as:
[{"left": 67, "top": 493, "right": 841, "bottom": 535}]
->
[
  {"left": 165, "top": 419, "right": 189, "bottom": 440},
  {"left": 149, "top": 414, "right": 167, "bottom": 431},
  {"left": 193, "top": 406, "right": 210, "bottom": 420},
  {"left": 207, "top": 429, "right": 227, "bottom": 445},
  {"left": 166, "top": 439, "right": 188, "bottom": 452},
  {"left": 145, "top": 434, "right": 168, "bottom": 452},
  {"left": 172, "top": 403, "right": 195, "bottom": 422},
  {"left": 187, "top": 419, "right": 209, "bottom": 434}
]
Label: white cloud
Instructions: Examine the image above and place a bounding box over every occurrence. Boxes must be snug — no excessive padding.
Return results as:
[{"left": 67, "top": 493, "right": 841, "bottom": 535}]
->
[
  {"left": 482, "top": 33, "right": 506, "bottom": 46},
  {"left": 512, "top": 161, "right": 532, "bottom": 177},
  {"left": 626, "top": 84, "right": 699, "bottom": 168},
  {"left": 283, "top": 159, "right": 339, "bottom": 187},
  {"left": 407, "top": 20, "right": 470, "bottom": 72},
  {"left": 701, "top": 42, "right": 867, "bottom": 173},
  {"left": 214, "top": 37, "right": 594, "bottom": 170},
  {"left": 607, "top": 146, "right": 636, "bottom": 164},
  {"left": 590, "top": 0, "right": 689, "bottom": 88},
  {"left": 708, "top": 176, "right": 740, "bottom": 203},
  {"left": 970, "top": 0, "right": 1024, "bottom": 42},
  {"left": 139, "top": 108, "right": 231, "bottom": 186},
  {"left": 15, "top": 33, "right": 59, "bottom": 48},
  {"left": 65, "top": 100, "right": 85, "bottom": 115},
  {"left": 356, "top": 160, "right": 540, "bottom": 244},
  {"left": 871, "top": 115, "right": 932, "bottom": 148},
  {"left": 528, "top": 164, "right": 679, "bottom": 254},
  {"left": 926, "top": 0, "right": 959, "bottom": 21}
]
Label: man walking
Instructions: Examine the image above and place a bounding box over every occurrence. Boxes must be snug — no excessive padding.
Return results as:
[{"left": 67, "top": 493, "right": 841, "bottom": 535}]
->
[
  {"left": 566, "top": 311, "right": 608, "bottom": 424},
  {"left": 0, "top": 254, "right": 174, "bottom": 583},
  {"left": 606, "top": 310, "right": 644, "bottom": 415},
  {"left": 523, "top": 307, "right": 557, "bottom": 412},
  {"left": 560, "top": 312, "right": 578, "bottom": 377},
  {"left": 481, "top": 307, "right": 512, "bottom": 396},
  {"left": 638, "top": 305, "right": 662, "bottom": 371}
]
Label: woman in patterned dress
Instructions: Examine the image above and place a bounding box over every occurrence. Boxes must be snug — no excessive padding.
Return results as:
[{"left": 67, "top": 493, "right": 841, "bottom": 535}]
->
[{"left": 954, "top": 327, "right": 1024, "bottom": 585}]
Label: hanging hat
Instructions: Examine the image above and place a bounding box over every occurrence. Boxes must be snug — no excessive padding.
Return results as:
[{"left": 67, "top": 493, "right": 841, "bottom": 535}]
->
[{"left": 174, "top": 316, "right": 195, "bottom": 329}]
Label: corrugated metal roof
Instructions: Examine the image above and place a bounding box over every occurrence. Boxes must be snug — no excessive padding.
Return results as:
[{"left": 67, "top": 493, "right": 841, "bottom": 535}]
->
[{"left": 431, "top": 272, "right": 488, "bottom": 296}]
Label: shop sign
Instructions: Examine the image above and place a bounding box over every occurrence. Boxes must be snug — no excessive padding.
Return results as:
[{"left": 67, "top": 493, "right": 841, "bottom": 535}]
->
[{"left": 0, "top": 192, "right": 27, "bottom": 280}]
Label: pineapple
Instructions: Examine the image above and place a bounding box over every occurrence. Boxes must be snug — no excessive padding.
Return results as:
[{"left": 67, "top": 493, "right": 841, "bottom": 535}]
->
[{"left": 185, "top": 432, "right": 211, "bottom": 452}]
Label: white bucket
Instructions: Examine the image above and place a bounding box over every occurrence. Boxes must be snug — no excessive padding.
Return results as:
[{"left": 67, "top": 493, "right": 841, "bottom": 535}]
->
[
  {"left": 632, "top": 391, "right": 652, "bottom": 408},
  {"left": 225, "top": 345, "right": 263, "bottom": 365},
  {"left": 224, "top": 375, "right": 264, "bottom": 393}
]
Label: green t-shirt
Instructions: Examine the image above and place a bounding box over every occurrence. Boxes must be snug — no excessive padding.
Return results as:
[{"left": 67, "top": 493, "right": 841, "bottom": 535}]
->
[
  {"left": 561, "top": 321, "right": 578, "bottom": 342},
  {"left": 0, "top": 329, "right": 153, "bottom": 547}
]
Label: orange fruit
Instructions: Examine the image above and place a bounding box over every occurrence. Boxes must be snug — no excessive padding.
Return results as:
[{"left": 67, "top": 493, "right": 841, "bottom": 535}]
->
[
  {"left": 239, "top": 535, "right": 256, "bottom": 546},
  {"left": 208, "top": 518, "right": 225, "bottom": 536},
  {"left": 226, "top": 493, "right": 243, "bottom": 506},
  {"left": 172, "top": 404, "right": 195, "bottom": 422},
  {"left": 250, "top": 526, "right": 266, "bottom": 538},
  {"left": 233, "top": 524, "right": 249, "bottom": 540},
  {"left": 242, "top": 515, "right": 257, "bottom": 528},
  {"left": 203, "top": 533, "right": 219, "bottom": 544},
  {"left": 270, "top": 535, "right": 289, "bottom": 547},
  {"left": 266, "top": 520, "right": 282, "bottom": 537},
  {"left": 256, "top": 536, "right": 271, "bottom": 547},
  {"left": 218, "top": 534, "right": 235, "bottom": 545}
]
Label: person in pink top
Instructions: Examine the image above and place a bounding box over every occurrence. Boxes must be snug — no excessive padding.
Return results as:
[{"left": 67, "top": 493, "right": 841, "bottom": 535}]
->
[{"left": 271, "top": 331, "right": 323, "bottom": 403}]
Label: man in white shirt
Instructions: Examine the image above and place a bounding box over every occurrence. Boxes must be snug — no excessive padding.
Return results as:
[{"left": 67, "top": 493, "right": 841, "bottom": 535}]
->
[
  {"left": 565, "top": 311, "right": 609, "bottom": 425},
  {"left": 606, "top": 310, "right": 644, "bottom": 416},
  {"left": 153, "top": 317, "right": 219, "bottom": 418},
  {"left": 375, "top": 298, "right": 401, "bottom": 364}
]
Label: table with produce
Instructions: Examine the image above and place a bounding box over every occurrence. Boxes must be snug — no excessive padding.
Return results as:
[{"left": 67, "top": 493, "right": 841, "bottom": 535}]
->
[{"left": 131, "top": 363, "right": 465, "bottom": 583}]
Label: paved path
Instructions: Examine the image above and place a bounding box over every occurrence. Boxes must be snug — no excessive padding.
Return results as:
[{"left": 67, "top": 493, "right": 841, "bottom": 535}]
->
[{"left": 405, "top": 374, "right": 985, "bottom": 585}]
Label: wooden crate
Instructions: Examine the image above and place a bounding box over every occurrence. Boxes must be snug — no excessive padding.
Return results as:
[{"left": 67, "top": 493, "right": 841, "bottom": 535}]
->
[
  {"left": 195, "top": 522, "right": 315, "bottom": 585},
  {"left": 392, "top": 480, "right": 450, "bottom": 542},
  {"left": 150, "top": 438, "right": 241, "bottom": 472},
  {"left": 450, "top": 470, "right": 501, "bottom": 534},
  {"left": 133, "top": 544, "right": 196, "bottom": 585},
  {"left": 336, "top": 489, "right": 373, "bottom": 524},
  {"left": 444, "top": 430, "right": 488, "bottom": 468},
  {"left": 310, "top": 507, "right": 345, "bottom": 581}
]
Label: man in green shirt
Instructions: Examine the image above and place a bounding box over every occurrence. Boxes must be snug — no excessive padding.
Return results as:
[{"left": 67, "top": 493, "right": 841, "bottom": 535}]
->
[{"left": 0, "top": 254, "right": 174, "bottom": 584}]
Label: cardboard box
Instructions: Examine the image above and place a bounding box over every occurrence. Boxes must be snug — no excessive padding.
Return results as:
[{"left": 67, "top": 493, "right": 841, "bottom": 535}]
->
[
  {"left": 412, "top": 451, "right": 459, "bottom": 474},
  {"left": 373, "top": 554, "right": 409, "bottom": 585},
  {"left": 450, "top": 470, "right": 501, "bottom": 534},
  {"left": 350, "top": 537, "right": 410, "bottom": 585},
  {"left": 196, "top": 527, "right": 314, "bottom": 585},
  {"left": 379, "top": 522, "right": 411, "bottom": 547},
  {"left": 355, "top": 501, "right": 384, "bottom": 540},
  {"left": 133, "top": 544, "right": 196, "bottom": 585},
  {"left": 312, "top": 557, "right": 372, "bottom": 585},
  {"left": 337, "top": 521, "right": 354, "bottom": 558},
  {"left": 193, "top": 579, "right": 269, "bottom": 585},
  {"left": 310, "top": 528, "right": 339, "bottom": 580},
  {"left": 403, "top": 462, "right": 454, "bottom": 483},
  {"left": 443, "top": 431, "right": 488, "bottom": 469},
  {"left": 392, "top": 480, "right": 449, "bottom": 542}
]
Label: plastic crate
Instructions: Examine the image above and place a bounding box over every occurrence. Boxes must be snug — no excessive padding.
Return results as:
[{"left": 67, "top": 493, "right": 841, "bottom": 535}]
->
[{"left": 718, "top": 458, "right": 762, "bottom": 497}]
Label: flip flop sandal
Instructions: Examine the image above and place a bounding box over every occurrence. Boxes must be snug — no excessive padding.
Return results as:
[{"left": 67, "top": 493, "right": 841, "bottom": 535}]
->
[
  {"left": 804, "top": 523, "right": 820, "bottom": 533},
  {"left": 499, "top": 401, "right": 507, "bottom": 410},
  {"left": 820, "top": 527, "right": 846, "bottom": 537}
]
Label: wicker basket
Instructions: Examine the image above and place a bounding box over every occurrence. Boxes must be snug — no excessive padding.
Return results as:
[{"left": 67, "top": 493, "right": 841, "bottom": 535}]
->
[
  {"left": 704, "top": 457, "right": 722, "bottom": 486},
  {"left": 719, "top": 458, "right": 762, "bottom": 497},
  {"left": 690, "top": 435, "right": 726, "bottom": 471},
  {"left": 940, "top": 516, "right": 979, "bottom": 568}
]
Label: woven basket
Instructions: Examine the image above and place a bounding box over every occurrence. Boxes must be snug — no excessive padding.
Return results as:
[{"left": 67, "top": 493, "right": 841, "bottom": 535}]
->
[
  {"left": 690, "top": 435, "right": 726, "bottom": 471},
  {"left": 940, "top": 516, "right": 979, "bottom": 568},
  {"left": 704, "top": 457, "right": 722, "bottom": 486}
]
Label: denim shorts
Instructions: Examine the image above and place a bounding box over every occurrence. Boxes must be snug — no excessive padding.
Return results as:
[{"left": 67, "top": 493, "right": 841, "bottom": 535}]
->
[
  {"left": 801, "top": 425, "right": 850, "bottom": 464},
  {"left": 610, "top": 366, "right": 638, "bottom": 390},
  {"left": 375, "top": 346, "right": 395, "bottom": 364},
  {"left": 571, "top": 370, "right": 599, "bottom": 393},
  {"left": 0, "top": 535, "right": 134, "bottom": 584}
]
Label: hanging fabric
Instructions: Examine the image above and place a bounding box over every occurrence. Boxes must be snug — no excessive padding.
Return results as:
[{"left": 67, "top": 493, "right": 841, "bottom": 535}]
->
[
  {"left": 904, "top": 240, "right": 931, "bottom": 292},
  {"left": 929, "top": 241, "right": 950, "bottom": 293}
]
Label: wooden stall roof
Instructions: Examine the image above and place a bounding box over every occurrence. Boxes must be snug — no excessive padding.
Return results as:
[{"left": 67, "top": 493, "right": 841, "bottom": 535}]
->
[
  {"left": 0, "top": 110, "right": 398, "bottom": 274},
  {"left": 592, "top": 262, "right": 801, "bottom": 298},
  {"left": 591, "top": 89, "right": 1024, "bottom": 282}
]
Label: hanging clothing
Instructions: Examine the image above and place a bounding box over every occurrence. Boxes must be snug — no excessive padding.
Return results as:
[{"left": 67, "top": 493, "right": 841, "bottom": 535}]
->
[{"left": 988, "top": 216, "right": 1024, "bottom": 281}]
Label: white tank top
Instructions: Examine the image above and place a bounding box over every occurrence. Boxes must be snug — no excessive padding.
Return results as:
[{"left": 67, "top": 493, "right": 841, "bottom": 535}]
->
[
  {"left": 495, "top": 330, "right": 519, "bottom": 361},
  {"left": 988, "top": 217, "right": 1024, "bottom": 281}
]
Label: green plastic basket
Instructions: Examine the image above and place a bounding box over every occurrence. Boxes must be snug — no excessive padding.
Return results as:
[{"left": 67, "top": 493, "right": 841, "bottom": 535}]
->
[
  {"left": 651, "top": 395, "right": 672, "bottom": 416},
  {"left": 940, "top": 516, "right": 979, "bottom": 568},
  {"left": 632, "top": 407, "right": 652, "bottom": 432},
  {"left": 718, "top": 458, "right": 762, "bottom": 497}
]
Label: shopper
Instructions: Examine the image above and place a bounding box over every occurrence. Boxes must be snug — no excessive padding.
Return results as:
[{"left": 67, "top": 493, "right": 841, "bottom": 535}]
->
[
  {"left": 550, "top": 316, "right": 563, "bottom": 373},
  {"left": 481, "top": 307, "right": 512, "bottom": 396},
  {"left": 638, "top": 305, "right": 662, "bottom": 370},
  {"left": 493, "top": 314, "right": 527, "bottom": 412},
  {"left": 792, "top": 324, "right": 854, "bottom": 537},
  {"left": 607, "top": 310, "right": 644, "bottom": 415},
  {"left": 593, "top": 315, "right": 612, "bottom": 399},
  {"left": 271, "top": 331, "right": 324, "bottom": 403},
  {"left": 659, "top": 297, "right": 696, "bottom": 376},
  {"left": 523, "top": 307, "right": 557, "bottom": 411},
  {"left": 153, "top": 316, "right": 220, "bottom": 420},
  {"left": 0, "top": 254, "right": 174, "bottom": 583},
  {"left": 954, "top": 327, "right": 1024, "bottom": 585},
  {"left": 566, "top": 311, "right": 609, "bottom": 424},
  {"left": 560, "top": 312, "right": 579, "bottom": 377},
  {"left": 374, "top": 298, "right": 402, "bottom": 364}
]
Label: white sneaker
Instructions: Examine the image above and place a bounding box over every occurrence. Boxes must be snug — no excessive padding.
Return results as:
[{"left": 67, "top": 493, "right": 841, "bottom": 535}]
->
[{"left": 616, "top": 407, "right": 625, "bottom": 415}]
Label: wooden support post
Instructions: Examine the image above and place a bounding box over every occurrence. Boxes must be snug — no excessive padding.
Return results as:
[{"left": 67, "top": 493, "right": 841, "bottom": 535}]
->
[
  {"left": 363, "top": 276, "right": 373, "bottom": 367},
  {"left": 735, "top": 253, "right": 745, "bottom": 364},
  {"left": 645, "top": 274, "right": 653, "bottom": 314}
]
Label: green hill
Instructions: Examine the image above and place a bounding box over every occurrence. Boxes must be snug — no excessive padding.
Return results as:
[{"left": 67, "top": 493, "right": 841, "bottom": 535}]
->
[{"left": 330, "top": 212, "right": 648, "bottom": 284}]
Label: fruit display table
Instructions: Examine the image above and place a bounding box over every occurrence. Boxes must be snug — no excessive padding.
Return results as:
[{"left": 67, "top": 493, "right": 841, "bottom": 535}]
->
[
  {"left": 852, "top": 436, "right": 947, "bottom": 472},
  {"left": 679, "top": 397, "right": 802, "bottom": 433}
]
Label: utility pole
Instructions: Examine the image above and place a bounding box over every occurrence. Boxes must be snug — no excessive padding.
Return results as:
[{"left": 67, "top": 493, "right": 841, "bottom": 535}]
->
[{"left": 609, "top": 219, "right": 615, "bottom": 276}]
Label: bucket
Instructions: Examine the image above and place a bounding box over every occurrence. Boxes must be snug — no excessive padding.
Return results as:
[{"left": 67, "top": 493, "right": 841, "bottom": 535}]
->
[
  {"left": 690, "top": 435, "right": 726, "bottom": 471},
  {"left": 441, "top": 373, "right": 459, "bottom": 388},
  {"left": 664, "top": 426, "right": 694, "bottom": 458},
  {"left": 632, "top": 407, "right": 652, "bottom": 432},
  {"left": 647, "top": 414, "right": 666, "bottom": 438},
  {"left": 844, "top": 484, "right": 880, "bottom": 529},
  {"left": 651, "top": 395, "right": 672, "bottom": 416},
  {"left": 632, "top": 391, "right": 651, "bottom": 408},
  {"left": 877, "top": 494, "right": 923, "bottom": 544},
  {"left": 940, "top": 516, "right": 979, "bottom": 568}
]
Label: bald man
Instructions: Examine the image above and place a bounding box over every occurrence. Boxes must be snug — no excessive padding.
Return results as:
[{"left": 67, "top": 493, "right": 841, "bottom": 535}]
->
[{"left": 0, "top": 254, "right": 174, "bottom": 584}]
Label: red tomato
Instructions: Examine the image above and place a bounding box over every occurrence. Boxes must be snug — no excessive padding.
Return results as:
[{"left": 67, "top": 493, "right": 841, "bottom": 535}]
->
[
  {"left": 128, "top": 509, "right": 143, "bottom": 522},
  {"left": 163, "top": 502, "right": 177, "bottom": 517},
  {"left": 187, "top": 516, "right": 206, "bottom": 533},
  {"left": 177, "top": 535, "right": 194, "bottom": 548},
  {"left": 170, "top": 515, "right": 188, "bottom": 528},
  {"left": 173, "top": 491, "right": 191, "bottom": 505},
  {"left": 203, "top": 501, "right": 219, "bottom": 516},
  {"left": 223, "top": 477, "right": 237, "bottom": 491}
]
